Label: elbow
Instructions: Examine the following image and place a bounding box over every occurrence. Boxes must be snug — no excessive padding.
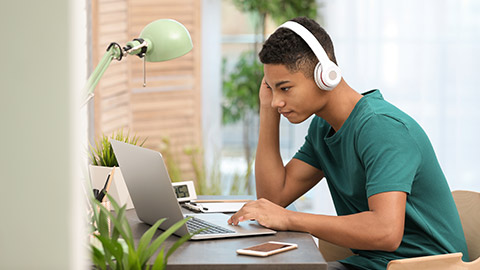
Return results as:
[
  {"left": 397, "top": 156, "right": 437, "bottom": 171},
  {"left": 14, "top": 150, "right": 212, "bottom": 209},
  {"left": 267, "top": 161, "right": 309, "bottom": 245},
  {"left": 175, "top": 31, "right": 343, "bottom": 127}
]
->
[
  {"left": 255, "top": 186, "right": 283, "bottom": 205},
  {"left": 381, "top": 237, "right": 402, "bottom": 252},
  {"left": 256, "top": 189, "right": 288, "bottom": 207},
  {"left": 256, "top": 193, "right": 284, "bottom": 206},
  {"left": 255, "top": 190, "right": 274, "bottom": 202},
  {"left": 376, "top": 228, "right": 403, "bottom": 252}
]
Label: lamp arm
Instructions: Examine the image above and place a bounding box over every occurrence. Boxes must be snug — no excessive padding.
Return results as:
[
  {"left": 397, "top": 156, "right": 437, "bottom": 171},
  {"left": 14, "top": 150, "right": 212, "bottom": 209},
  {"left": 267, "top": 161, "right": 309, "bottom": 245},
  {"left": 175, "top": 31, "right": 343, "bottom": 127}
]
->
[{"left": 82, "top": 44, "right": 123, "bottom": 107}]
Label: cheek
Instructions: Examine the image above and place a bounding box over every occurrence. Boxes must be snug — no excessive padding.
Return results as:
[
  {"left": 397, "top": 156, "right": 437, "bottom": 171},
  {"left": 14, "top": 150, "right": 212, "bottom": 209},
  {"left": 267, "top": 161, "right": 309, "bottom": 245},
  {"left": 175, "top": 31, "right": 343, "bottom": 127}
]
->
[{"left": 294, "top": 89, "right": 316, "bottom": 107}]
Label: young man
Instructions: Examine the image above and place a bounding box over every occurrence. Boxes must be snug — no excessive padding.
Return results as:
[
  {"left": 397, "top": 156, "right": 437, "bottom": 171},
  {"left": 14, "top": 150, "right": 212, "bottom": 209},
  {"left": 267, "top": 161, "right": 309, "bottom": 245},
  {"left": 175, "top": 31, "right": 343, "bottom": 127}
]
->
[{"left": 227, "top": 17, "right": 468, "bottom": 270}]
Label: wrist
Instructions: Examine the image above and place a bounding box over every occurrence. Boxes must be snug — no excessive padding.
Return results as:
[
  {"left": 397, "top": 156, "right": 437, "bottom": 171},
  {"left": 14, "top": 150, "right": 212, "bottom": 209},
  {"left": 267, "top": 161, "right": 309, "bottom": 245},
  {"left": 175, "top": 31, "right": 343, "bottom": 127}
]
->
[
  {"left": 285, "top": 209, "right": 301, "bottom": 231},
  {"left": 260, "top": 104, "right": 279, "bottom": 118},
  {"left": 260, "top": 102, "right": 275, "bottom": 110},
  {"left": 285, "top": 210, "right": 316, "bottom": 234}
]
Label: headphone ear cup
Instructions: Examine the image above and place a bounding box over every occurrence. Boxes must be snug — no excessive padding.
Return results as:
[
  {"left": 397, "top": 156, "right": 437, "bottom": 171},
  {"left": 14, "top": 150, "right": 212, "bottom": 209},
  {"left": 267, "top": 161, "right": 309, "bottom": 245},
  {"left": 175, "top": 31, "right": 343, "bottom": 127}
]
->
[
  {"left": 321, "top": 64, "right": 341, "bottom": 90},
  {"left": 314, "top": 62, "right": 327, "bottom": 90},
  {"left": 314, "top": 62, "right": 339, "bottom": 91}
]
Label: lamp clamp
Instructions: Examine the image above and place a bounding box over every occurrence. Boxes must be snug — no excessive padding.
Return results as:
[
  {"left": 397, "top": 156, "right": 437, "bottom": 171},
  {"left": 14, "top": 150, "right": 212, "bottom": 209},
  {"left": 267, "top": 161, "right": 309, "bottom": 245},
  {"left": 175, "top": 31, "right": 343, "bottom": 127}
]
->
[
  {"left": 123, "top": 38, "right": 148, "bottom": 58},
  {"left": 132, "top": 38, "right": 148, "bottom": 58},
  {"left": 106, "top": 42, "right": 123, "bottom": 61}
]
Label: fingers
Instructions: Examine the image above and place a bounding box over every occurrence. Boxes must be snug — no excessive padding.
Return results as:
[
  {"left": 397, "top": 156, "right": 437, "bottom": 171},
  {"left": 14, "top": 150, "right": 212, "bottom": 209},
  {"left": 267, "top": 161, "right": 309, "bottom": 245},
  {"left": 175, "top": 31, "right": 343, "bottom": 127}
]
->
[
  {"left": 259, "top": 77, "right": 274, "bottom": 108},
  {"left": 228, "top": 198, "right": 290, "bottom": 230},
  {"left": 228, "top": 201, "right": 257, "bottom": 225},
  {"left": 227, "top": 215, "right": 241, "bottom": 226},
  {"left": 227, "top": 207, "right": 247, "bottom": 225},
  {"left": 227, "top": 212, "right": 239, "bottom": 225},
  {"left": 261, "top": 77, "right": 268, "bottom": 87},
  {"left": 228, "top": 213, "right": 256, "bottom": 226},
  {"left": 227, "top": 199, "right": 273, "bottom": 225}
]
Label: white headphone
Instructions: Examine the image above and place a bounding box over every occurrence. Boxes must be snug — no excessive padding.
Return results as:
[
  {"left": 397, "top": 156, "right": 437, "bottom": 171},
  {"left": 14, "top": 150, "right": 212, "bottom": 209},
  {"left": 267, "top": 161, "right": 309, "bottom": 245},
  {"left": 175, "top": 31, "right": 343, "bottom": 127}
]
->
[{"left": 277, "top": 21, "right": 342, "bottom": 91}]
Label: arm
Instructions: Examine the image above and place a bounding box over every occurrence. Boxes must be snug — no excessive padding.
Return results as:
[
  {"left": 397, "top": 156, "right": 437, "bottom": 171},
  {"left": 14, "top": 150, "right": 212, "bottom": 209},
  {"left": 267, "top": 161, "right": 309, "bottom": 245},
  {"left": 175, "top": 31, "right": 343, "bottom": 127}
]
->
[
  {"left": 292, "top": 191, "right": 406, "bottom": 251},
  {"left": 255, "top": 78, "right": 324, "bottom": 207},
  {"left": 229, "top": 191, "right": 406, "bottom": 252}
]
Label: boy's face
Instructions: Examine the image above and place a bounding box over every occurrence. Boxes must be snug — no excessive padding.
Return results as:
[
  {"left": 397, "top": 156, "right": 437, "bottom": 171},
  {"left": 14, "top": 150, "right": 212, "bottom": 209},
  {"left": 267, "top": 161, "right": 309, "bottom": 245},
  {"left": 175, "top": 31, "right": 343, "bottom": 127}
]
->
[{"left": 264, "top": 64, "right": 326, "bottom": 124}]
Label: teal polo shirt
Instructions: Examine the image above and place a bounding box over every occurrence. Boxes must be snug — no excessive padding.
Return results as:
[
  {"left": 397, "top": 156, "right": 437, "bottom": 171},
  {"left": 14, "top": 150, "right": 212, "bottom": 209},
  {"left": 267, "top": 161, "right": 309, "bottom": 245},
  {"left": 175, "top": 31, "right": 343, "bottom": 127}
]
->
[{"left": 294, "top": 90, "right": 468, "bottom": 269}]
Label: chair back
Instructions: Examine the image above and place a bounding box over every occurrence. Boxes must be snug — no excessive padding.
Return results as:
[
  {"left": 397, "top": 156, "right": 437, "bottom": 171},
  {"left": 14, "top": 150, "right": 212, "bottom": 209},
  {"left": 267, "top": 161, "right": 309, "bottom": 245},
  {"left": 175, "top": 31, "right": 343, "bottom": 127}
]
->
[
  {"left": 452, "top": 190, "right": 480, "bottom": 261},
  {"left": 317, "top": 239, "right": 354, "bottom": 261}
]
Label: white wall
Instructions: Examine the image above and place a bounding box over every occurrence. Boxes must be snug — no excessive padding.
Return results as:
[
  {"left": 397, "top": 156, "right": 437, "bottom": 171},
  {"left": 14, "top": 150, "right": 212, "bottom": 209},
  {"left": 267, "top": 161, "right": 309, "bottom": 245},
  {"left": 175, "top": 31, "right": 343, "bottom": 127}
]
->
[{"left": 0, "top": 1, "right": 86, "bottom": 269}]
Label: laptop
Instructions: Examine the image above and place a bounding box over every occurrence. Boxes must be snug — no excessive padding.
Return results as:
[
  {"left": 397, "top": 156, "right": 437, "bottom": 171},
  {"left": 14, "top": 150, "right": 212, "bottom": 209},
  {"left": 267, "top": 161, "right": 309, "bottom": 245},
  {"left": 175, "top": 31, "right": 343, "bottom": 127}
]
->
[{"left": 110, "top": 139, "right": 276, "bottom": 240}]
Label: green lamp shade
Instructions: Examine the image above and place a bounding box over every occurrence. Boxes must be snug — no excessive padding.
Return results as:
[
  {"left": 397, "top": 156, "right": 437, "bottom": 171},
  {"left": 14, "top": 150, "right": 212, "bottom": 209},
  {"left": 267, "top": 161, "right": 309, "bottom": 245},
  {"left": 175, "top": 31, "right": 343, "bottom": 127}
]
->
[{"left": 140, "top": 19, "right": 193, "bottom": 62}]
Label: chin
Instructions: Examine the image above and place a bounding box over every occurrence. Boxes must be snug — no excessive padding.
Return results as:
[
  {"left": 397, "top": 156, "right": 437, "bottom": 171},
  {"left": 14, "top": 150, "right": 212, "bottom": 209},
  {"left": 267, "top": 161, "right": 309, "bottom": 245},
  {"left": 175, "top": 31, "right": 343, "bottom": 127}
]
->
[{"left": 285, "top": 116, "right": 308, "bottom": 124}]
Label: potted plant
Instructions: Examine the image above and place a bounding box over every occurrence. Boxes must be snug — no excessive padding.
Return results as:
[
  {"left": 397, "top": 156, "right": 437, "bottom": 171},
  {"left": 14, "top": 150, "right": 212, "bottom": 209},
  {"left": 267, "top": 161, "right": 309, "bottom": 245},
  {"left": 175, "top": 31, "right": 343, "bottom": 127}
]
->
[
  {"left": 89, "top": 129, "right": 147, "bottom": 209},
  {"left": 90, "top": 194, "right": 198, "bottom": 269}
]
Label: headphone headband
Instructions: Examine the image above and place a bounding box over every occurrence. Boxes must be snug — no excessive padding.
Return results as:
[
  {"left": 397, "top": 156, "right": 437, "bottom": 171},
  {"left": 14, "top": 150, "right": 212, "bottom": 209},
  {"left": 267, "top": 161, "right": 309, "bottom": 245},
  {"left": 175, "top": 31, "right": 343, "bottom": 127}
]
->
[
  {"left": 277, "top": 21, "right": 331, "bottom": 65},
  {"left": 276, "top": 20, "right": 341, "bottom": 90}
]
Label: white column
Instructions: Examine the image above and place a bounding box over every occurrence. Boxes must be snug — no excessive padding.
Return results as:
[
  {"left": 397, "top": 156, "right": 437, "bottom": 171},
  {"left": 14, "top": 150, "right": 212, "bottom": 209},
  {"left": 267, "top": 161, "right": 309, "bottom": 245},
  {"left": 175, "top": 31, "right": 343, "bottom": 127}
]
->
[
  {"left": 201, "top": 0, "right": 222, "bottom": 185},
  {"left": 0, "top": 0, "right": 86, "bottom": 269}
]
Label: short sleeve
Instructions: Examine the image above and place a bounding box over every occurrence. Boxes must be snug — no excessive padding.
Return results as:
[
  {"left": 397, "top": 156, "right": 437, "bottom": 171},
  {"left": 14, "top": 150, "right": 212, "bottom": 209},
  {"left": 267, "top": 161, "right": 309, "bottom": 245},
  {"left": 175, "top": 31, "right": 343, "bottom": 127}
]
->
[{"left": 357, "top": 114, "right": 421, "bottom": 198}]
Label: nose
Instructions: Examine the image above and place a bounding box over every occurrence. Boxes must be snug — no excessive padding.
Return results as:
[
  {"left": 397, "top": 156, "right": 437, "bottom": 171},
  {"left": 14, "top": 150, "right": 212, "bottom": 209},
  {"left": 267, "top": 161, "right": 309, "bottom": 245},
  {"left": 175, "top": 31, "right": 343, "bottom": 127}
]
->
[{"left": 271, "top": 92, "right": 286, "bottom": 109}]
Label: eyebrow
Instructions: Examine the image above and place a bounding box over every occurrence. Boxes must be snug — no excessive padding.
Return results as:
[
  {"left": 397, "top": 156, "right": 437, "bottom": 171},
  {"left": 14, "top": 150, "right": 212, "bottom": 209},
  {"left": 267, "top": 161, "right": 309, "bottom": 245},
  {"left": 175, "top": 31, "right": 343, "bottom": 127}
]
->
[{"left": 274, "top": 81, "right": 290, "bottom": 88}]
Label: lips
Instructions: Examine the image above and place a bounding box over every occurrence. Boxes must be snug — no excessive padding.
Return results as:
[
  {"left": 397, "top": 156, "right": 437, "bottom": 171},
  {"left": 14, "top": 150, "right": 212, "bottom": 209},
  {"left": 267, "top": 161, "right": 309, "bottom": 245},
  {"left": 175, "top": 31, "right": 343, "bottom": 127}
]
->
[{"left": 279, "top": 110, "right": 293, "bottom": 117}]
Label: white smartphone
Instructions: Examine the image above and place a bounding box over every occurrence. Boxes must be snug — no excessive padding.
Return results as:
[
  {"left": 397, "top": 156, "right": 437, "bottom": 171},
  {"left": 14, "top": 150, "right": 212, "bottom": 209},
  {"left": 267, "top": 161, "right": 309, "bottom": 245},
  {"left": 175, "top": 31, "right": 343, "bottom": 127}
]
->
[{"left": 236, "top": 241, "right": 298, "bottom": 257}]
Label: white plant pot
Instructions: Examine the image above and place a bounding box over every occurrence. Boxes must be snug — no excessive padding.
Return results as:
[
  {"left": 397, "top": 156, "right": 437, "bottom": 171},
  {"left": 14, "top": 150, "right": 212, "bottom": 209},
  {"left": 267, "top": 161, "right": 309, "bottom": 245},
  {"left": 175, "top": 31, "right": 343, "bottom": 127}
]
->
[{"left": 89, "top": 165, "right": 134, "bottom": 209}]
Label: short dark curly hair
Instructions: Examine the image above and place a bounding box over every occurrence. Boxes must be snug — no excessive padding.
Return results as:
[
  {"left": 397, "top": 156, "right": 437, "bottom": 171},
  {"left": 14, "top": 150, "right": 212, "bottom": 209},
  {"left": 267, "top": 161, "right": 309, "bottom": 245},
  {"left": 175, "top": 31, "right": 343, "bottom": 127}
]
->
[{"left": 259, "top": 17, "right": 337, "bottom": 79}]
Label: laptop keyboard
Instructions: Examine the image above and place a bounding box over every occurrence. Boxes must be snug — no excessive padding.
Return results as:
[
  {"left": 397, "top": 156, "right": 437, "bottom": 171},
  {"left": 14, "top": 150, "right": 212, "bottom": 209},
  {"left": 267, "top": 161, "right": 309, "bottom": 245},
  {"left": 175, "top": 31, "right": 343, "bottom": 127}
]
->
[{"left": 186, "top": 217, "right": 235, "bottom": 235}]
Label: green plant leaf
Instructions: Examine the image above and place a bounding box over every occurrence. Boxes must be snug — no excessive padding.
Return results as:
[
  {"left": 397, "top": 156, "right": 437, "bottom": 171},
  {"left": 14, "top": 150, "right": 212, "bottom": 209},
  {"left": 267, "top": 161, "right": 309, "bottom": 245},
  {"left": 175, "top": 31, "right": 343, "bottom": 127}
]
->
[
  {"left": 164, "top": 228, "right": 198, "bottom": 261},
  {"left": 138, "top": 218, "right": 167, "bottom": 265},
  {"left": 94, "top": 235, "right": 115, "bottom": 267},
  {"left": 118, "top": 211, "right": 134, "bottom": 247},
  {"left": 89, "top": 129, "right": 147, "bottom": 167},
  {"left": 91, "top": 244, "right": 107, "bottom": 270},
  {"left": 151, "top": 247, "right": 166, "bottom": 270},
  {"left": 127, "top": 244, "right": 141, "bottom": 270},
  {"left": 118, "top": 239, "right": 131, "bottom": 269},
  {"left": 97, "top": 206, "right": 110, "bottom": 238},
  {"left": 143, "top": 217, "right": 192, "bottom": 261},
  {"left": 94, "top": 200, "right": 131, "bottom": 245},
  {"left": 94, "top": 234, "right": 122, "bottom": 267},
  {"left": 232, "top": 0, "right": 317, "bottom": 25},
  {"left": 104, "top": 193, "right": 134, "bottom": 246}
]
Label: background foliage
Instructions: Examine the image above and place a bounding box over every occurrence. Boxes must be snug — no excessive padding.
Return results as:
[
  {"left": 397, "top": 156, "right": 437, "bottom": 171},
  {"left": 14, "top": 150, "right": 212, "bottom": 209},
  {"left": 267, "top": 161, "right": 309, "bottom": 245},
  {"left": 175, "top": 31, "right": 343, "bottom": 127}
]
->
[{"left": 221, "top": 0, "right": 318, "bottom": 194}]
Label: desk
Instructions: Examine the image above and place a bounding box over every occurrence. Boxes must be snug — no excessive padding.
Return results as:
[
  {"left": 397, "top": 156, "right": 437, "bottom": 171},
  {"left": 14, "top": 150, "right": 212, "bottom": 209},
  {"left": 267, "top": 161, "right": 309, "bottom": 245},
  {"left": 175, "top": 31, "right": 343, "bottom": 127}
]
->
[{"left": 125, "top": 196, "right": 327, "bottom": 270}]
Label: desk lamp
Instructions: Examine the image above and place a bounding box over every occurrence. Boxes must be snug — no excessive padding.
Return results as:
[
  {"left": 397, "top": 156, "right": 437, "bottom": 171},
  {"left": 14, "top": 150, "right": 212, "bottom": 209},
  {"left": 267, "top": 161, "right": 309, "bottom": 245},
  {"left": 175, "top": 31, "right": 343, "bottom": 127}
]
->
[{"left": 83, "top": 19, "right": 193, "bottom": 106}]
